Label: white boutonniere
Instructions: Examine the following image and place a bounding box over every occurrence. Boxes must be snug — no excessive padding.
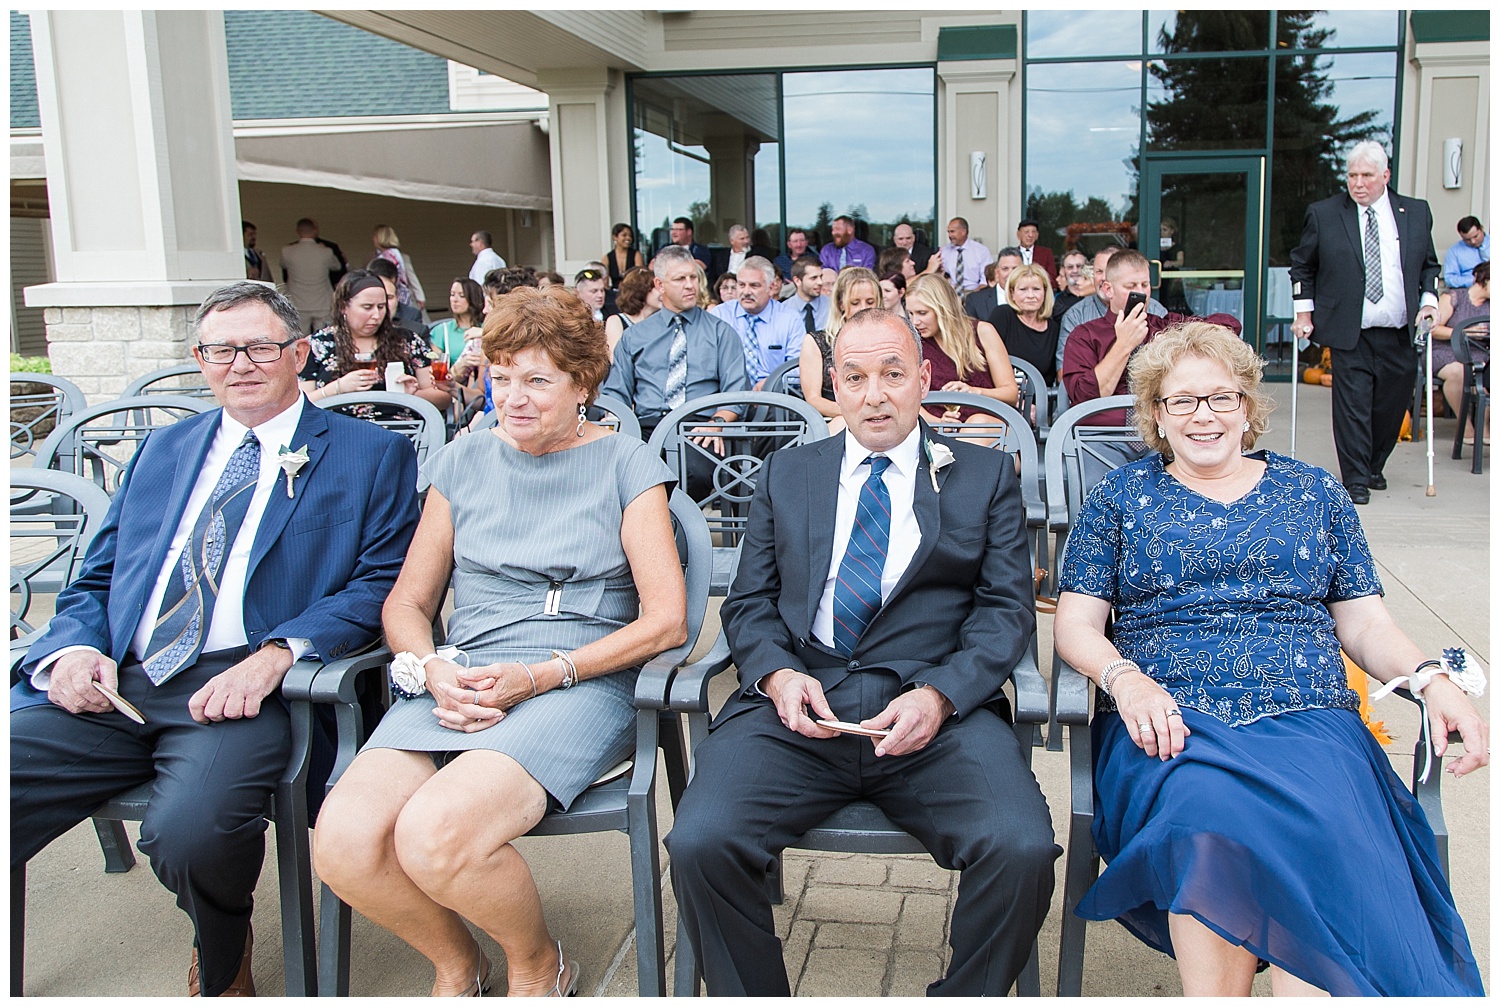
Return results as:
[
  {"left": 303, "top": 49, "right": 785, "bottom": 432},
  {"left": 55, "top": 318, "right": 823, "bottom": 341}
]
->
[
  {"left": 277, "top": 444, "right": 310, "bottom": 498},
  {"left": 925, "top": 439, "right": 955, "bottom": 493}
]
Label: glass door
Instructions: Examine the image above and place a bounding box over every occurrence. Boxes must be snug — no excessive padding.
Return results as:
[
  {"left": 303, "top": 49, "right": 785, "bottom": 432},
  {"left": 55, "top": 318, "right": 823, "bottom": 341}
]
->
[{"left": 1140, "top": 154, "right": 1266, "bottom": 362}]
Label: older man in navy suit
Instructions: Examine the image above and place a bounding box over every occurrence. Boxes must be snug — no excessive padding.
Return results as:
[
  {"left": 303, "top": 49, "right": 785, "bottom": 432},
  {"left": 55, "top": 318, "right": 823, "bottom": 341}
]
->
[
  {"left": 1290, "top": 140, "right": 1439, "bottom": 503},
  {"left": 667, "top": 308, "right": 1057, "bottom": 996},
  {"left": 11, "top": 282, "right": 419, "bottom": 996}
]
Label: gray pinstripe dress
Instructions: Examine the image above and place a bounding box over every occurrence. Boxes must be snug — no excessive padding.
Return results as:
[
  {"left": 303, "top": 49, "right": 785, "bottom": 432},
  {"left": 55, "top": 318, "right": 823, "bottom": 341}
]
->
[{"left": 363, "top": 429, "right": 673, "bottom": 810}]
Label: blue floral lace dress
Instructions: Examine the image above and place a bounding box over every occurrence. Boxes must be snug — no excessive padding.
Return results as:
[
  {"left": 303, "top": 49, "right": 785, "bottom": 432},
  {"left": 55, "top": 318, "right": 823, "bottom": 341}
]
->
[{"left": 1058, "top": 451, "right": 1482, "bottom": 996}]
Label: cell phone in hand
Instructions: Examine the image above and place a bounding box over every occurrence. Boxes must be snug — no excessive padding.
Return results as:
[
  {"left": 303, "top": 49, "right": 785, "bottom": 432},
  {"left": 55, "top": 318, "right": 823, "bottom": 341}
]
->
[
  {"left": 1125, "top": 291, "right": 1149, "bottom": 317},
  {"left": 816, "top": 719, "right": 892, "bottom": 739}
]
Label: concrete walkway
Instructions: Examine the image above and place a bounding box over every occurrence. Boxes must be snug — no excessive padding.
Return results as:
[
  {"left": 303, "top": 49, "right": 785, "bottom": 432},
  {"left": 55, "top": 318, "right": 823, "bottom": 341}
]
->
[{"left": 15, "top": 380, "right": 1488, "bottom": 996}]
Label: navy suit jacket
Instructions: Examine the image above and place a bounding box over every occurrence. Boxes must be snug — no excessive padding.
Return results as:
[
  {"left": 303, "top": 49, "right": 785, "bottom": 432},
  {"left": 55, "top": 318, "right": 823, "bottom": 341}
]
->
[
  {"left": 1288, "top": 189, "right": 1439, "bottom": 351},
  {"left": 23, "top": 398, "right": 419, "bottom": 679},
  {"left": 718, "top": 424, "right": 1034, "bottom": 725}
]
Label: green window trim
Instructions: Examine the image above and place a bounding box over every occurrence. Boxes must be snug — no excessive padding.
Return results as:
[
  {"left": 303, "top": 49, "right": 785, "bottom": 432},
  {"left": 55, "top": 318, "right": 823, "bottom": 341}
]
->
[
  {"left": 1409, "top": 10, "right": 1489, "bottom": 44},
  {"left": 937, "top": 25, "right": 1017, "bottom": 62}
]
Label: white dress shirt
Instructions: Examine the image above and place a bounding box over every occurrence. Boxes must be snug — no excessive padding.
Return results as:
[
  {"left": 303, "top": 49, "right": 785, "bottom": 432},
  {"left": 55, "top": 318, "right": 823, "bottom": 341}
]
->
[
  {"left": 812, "top": 426, "right": 924, "bottom": 650},
  {"left": 727, "top": 249, "right": 747, "bottom": 276},
  {"left": 469, "top": 247, "right": 506, "bottom": 285},
  {"left": 32, "top": 397, "right": 314, "bottom": 689},
  {"left": 1291, "top": 190, "right": 1436, "bottom": 326}
]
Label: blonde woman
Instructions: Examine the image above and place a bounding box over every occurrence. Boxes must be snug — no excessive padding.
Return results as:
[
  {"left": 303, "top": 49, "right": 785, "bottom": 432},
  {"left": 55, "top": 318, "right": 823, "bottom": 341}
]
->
[
  {"left": 799, "top": 267, "right": 882, "bottom": 431},
  {"left": 989, "top": 263, "right": 1061, "bottom": 385},
  {"left": 372, "top": 224, "right": 426, "bottom": 325},
  {"left": 906, "top": 272, "right": 1019, "bottom": 424}
]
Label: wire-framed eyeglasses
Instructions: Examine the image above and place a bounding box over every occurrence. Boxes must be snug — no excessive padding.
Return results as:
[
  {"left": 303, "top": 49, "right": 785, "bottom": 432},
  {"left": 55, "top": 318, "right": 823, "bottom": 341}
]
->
[
  {"left": 195, "top": 337, "right": 299, "bottom": 365},
  {"left": 1156, "top": 392, "right": 1244, "bottom": 415}
]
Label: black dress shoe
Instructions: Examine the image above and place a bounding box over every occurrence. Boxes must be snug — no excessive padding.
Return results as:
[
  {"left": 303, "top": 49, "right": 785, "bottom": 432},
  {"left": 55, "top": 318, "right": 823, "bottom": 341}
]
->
[
  {"left": 1368, "top": 474, "right": 1388, "bottom": 491},
  {"left": 1347, "top": 484, "right": 1370, "bottom": 505}
]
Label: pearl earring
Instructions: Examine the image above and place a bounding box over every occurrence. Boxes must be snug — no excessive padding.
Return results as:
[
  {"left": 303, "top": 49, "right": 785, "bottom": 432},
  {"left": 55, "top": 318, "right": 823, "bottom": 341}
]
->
[
  {"left": 1157, "top": 424, "right": 1165, "bottom": 438},
  {"left": 1243, "top": 421, "right": 1250, "bottom": 432}
]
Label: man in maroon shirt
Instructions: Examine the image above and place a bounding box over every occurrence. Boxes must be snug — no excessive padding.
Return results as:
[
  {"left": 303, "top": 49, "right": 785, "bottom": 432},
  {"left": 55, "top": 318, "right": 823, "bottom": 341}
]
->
[{"left": 1061, "top": 249, "right": 1241, "bottom": 427}]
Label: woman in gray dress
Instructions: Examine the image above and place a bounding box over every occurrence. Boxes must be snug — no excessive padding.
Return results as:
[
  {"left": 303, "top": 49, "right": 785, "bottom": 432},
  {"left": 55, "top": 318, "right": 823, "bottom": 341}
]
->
[{"left": 313, "top": 287, "right": 687, "bottom": 996}]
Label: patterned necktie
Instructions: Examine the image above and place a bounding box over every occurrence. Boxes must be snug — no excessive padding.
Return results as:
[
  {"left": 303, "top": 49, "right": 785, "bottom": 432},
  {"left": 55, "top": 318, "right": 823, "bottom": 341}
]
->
[
  {"left": 1363, "top": 207, "right": 1384, "bottom": 304},
  {"left": 839, "top": 246, "right": 849, "bottom": 269},
  {"left": 955, "top": 246, "right": 966, "bottom": 292},
  {"left": 142, "top": 431, "right": 262, "bottom": 685},
  {"left": 832, "top": 455, "right": 892, "bottom": 657},
  {"left": 746, "top": 314, "right": 764, "bottom": 378},
  {"left": 665, "top": 314, "right": 689, "bottom": 408},
  {"left": 803, "top": 302, "right": 816, "bottom": 334}
]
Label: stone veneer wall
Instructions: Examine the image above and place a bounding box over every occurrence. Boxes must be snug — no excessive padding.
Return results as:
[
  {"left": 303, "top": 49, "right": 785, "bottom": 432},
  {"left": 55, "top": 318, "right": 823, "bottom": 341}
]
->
[{"left": 43, "top": 305, "right": 198, "bottom": 403}]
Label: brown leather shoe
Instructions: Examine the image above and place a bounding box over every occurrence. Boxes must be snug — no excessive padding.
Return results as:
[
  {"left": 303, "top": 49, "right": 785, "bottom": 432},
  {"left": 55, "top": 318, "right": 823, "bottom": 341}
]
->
[{"left": 189, "top": 927, "right": 255, "bottom": 997}]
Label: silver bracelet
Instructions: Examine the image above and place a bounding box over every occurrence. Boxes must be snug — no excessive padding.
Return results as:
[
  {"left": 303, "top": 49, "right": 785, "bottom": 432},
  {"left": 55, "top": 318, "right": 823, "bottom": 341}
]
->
[
  {"left": 518, "top": 661, "right": 537, "bottom": 699},
  {"left": 1099, "top": 658, "right": 1142, "bottom": 697},
  {"left": 551, "top": 649, "right": 578, "bottom": 689}
]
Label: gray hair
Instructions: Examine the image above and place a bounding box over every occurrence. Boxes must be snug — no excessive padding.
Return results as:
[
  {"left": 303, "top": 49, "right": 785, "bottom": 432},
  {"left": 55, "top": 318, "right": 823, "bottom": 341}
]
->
[
  {"left": 1346, "top": 140, "right": 1389, "bottom": 173},
  {"left": 836, "top": 305, "right": 922, "bottom": 358},
  {"left": 194, "top": 281, "right": 301, "bottom": 342},
  {"left": 728, "top": 224, "right": 749, "bottom": 240},
  {"left": 996, "top": 246, "right": 1024, "bottom": 260},
  {"left": 736, "top": 255, "right": 778, "bottom": 285},
  {"left": 653, "top": 244, "right": 695, "bottom": 278}
]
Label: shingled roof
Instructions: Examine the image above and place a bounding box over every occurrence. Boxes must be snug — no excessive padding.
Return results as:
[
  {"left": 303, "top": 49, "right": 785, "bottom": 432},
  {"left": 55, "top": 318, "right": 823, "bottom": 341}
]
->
[{"left": 10, "top": 10, "right": 453, "bottom": 129}]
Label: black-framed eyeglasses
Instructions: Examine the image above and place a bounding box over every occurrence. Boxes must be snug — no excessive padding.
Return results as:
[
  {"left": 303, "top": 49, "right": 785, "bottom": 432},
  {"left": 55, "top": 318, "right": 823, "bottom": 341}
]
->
[
  {"left": 1156, "top": 392, "right": 1244, "bottom": 415},
  {"left": 194, "top": 337, "right": 300, "bottom": 365}
]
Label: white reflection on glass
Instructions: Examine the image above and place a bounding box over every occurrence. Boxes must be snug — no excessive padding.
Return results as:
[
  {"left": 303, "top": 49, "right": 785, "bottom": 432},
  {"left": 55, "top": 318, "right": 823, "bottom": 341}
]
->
[
  {"left": 1027, "top": 10, "right": 1142, "bottom": 58},
  {"left": 782, "top": 67, "right": 935, "bottom": 238},
  {"left": 1025, "top": 61, "right": 1140, "bottom": 217},
  {"left": 634, "top": 130, "right": 710, "bottom": 247}
]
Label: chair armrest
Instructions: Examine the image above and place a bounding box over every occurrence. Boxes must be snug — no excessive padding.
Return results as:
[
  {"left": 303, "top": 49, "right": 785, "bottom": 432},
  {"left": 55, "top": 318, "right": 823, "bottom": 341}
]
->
[
  {"left": 309, "top": 646, "right": 394, "bottom": 705},
  {"left": 666, "top": 629, "right": 734, "bottom": 713},
  {"left": 280, "top": 659, "right": 323, "bottom": 703},
  {"left": 1011, "top": 646, "right": 1048, "bottom": 726},
  {"left": 1054, "top": 654, "right": 1093, "bottom": 726},
  {"left": 634, "top": 653, "right": 678, "bottom": 710}
]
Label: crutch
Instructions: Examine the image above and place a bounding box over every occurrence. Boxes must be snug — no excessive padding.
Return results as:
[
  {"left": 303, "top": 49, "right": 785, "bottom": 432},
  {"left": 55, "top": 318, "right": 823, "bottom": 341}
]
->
[
  {"left": 1289, "top": 324, "right": 1310, "bottom": 458},
  {"left": 1419, "top": 315, "right": 1436, "bottom": 496}
]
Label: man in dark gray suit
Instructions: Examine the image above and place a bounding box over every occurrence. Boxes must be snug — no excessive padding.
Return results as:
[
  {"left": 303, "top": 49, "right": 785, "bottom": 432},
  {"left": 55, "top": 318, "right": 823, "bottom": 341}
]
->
[
  {"left": 1290, "top": 140, "right": 1439, "bottom": 504},
  {"left": 666, "top": 308, "right": 1057, "bottom": 996}
]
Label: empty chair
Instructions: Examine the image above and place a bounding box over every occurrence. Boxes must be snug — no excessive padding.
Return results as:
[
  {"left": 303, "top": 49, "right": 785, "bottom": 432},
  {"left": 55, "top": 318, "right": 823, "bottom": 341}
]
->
[
  {"left": 122, "top": 363, "right": 218, "bottom": 402},
  {"left": 33, "top": 395, "right": 214, "bottom": 495},
  {"left": 10, "top": 372, "right": 87, "bottom": 462},
  {"left": 9, "top": 469, "right": 112, "bottom": 639},
  {"left": 316, "top": 391, "right": 447, "bottom": 471}
]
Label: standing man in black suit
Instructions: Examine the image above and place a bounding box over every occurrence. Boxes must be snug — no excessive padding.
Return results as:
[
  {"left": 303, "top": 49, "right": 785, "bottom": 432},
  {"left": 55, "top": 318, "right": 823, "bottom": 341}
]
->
[
  {"left": 667, "top": 308, "right": 1058, "bottom": 996},
  {"left": 1290, "top": 140, "right": 1439, "bottom": 504}
]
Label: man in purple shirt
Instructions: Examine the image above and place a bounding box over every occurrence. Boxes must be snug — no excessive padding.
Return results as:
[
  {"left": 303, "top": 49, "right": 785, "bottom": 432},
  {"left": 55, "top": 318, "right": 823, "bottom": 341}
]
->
[
  {"left": 818, "top": 215, "right": 876, "bottom": 272},
  {"left": 938, "top": 217, "right": 993, "bottom": 295}
]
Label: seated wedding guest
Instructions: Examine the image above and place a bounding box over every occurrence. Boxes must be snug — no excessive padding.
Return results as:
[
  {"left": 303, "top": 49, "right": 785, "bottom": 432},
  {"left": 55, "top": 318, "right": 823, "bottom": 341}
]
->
[
  {"left": 429, "top": 277, "right": 485, "bottom": 367},
  {"left": 711, "top": 271, "right": 739, "bottom": 309},
  {"left": 1055, "top": 321, "right": 1486, "bottom": 997},
  {"left": 537, "top": 271, "right": 566, "bottom": 290},
  {"left": 1052, "top": 249, "right": 1092, "bottom": 320},
  {"left": 12, "top": 282, "right": 419, "bottom": 997},
  {"left": 788, "top": 256, "right": 830, "bottom": 334},
  {"left": 988, "top": 263, "right": 1061, "bottom": 385},
  {"left": 820, "top": 266, "right": 839, "bottom": 299},
  {"left": 300, "top": 271, "right": 450, "bottom": 418},
  {"left": 313, "top": 287, "right": 687, "bottom": 997},
  {"left": 906, "top": 272, "right": 1019, "bottom": 424},
  {"left": 603, "top": 266, "right": 661, "bottom": 353},
  {"left": 1430, "top": 260, "right": 1490, "bottom": 445},
  {"left": 877, "top": 245, "right": 917, "bottom": 282},
  {"left": 667, "top": 307, "right": 1057, "bottom": 996},
  {"left": 711, "top": 257, "right": 803, "bottom": 388},
  {"left": 799, "top": 267, "right": 881, "bottom": 431},
  {"left": 878, "top": 270, "right": 909, "bottom": 319},
  {"left": 604, "top": 222, "right": 645, "bottom": 289}
]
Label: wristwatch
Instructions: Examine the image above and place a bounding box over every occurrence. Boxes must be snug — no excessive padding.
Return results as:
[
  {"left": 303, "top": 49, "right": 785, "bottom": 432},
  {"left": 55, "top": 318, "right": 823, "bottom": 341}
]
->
[{"left": 259, "top": 637, "right": 291, "bottom": 653}]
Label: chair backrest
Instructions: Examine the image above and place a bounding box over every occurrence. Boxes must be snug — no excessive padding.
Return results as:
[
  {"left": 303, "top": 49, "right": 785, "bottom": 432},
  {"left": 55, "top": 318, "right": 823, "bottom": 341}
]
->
[
  {"left": 1450, "top": 314, "right": 1490, "bottom": 368},
  {"left": 590, "top": 392, "right": 643, "bottom": 439},
  {"left": 11, "top": 373, "right": 87, "bottom": 461},
  {"left": 315, "top": 392, "right": 448, "bottom": 469},
  {"left": 1044, "top": 394, "right": 1143, "bottom": 534},
  {"left": 10, "top": 469, "right": 114, "bottom": 636},
  {"left": 665, "top": 489, "right": 714, "bottom": 668},
  {"left": 921, "top": 392, "right": 1045, "bottom": 530},
  {"left": 763, "top": 357, "right": 803, "bottom": 398},
  {"left": 33, "top": 394, "right": 214, "bottom": 496},
  {"left": 644, "top": 391, "right": 829, "bottom": 549},
  {"left": 1010, "top": 357, "right": 1051, "bottom": 439},
  {"left": 122, "top": 363, "right": 218, "bottom": 402}
]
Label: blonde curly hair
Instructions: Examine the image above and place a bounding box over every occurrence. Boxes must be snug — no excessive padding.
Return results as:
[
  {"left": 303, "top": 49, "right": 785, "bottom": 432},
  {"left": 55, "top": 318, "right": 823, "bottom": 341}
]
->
[{"left": 1128, "top": 321, "right": 1275, "bottom": 458}]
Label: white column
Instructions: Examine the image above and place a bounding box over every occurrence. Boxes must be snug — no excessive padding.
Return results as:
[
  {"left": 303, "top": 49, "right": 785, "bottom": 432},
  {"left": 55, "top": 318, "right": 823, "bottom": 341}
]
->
[
  {"left": 24, "top": 11, "right": 246, "bottom": 400},
  {"left": 538, "top": 67, "right": 628, "bottom": 277},
  {"left": 937, "top": 60, "right": 1018, "bottom": 253},
  {"left": 1406, "top": 40, "right": 1489, "bottom": 236}
]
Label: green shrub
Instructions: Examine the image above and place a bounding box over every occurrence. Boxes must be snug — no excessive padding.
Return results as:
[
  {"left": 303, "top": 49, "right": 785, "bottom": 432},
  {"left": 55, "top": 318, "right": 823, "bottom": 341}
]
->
[{"left": 10, "top": 353, "right": 52, "bottom": 374}]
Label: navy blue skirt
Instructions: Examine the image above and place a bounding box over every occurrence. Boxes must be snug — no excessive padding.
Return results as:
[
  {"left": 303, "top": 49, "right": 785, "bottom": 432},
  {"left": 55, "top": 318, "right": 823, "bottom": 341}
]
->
[{"left": 1078, "top": 706, "right": 1483, "bottom": 996}]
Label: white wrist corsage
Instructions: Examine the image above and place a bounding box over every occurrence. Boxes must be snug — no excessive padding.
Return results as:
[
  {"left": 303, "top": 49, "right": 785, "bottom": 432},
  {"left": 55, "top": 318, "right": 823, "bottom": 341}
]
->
[
  {"left": 1370, "top": 648, "right": 1486, "bottom": 783},
  {"left": 924, "top": 439, "right": 955, "bottom": 493},
  {"left": 390, "top": 646, "right": 466, "bottom": 700}
]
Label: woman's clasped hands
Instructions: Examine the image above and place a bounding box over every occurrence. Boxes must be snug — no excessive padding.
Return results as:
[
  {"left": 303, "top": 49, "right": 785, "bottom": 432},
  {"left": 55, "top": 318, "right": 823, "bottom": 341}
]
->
[
  {"left": 1111, "top": 668, "right": 1191, "bottom": 761},
  {"left": 428, "top": 660, "right": 540, "bottom": 733}
]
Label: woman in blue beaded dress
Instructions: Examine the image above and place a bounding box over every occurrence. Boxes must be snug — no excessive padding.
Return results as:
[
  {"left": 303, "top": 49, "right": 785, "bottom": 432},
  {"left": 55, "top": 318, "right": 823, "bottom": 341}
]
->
[{"left": 1055, "top": 322, "right": 1487, "bottom": 996}]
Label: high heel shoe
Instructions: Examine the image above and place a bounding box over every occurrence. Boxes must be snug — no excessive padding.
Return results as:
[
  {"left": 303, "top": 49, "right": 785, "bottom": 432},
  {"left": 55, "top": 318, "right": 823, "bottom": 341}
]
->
[
  {"left": 548, "top": 941, "right": 578, "bottom": 997},
  {"left": 458, "top": 951, "right": 492, "bottom": 997}
]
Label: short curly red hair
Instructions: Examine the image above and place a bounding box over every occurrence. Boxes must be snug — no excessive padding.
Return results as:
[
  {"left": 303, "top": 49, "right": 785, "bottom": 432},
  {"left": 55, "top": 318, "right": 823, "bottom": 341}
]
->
[{"left": 481, "top": 286, "right": 611, "bottom": 405}]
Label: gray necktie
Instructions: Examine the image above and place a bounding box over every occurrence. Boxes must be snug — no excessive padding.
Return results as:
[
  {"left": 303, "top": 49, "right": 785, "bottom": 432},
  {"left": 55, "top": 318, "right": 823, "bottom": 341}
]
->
[
  {"left": 143, "top": 431, "right": 261, "bottom": 685},
  {"left": 665, "top": 314, "right": 688, "bottom": 408},
  {"left": 1363, "top": 207, "right": 1383, "bottom": 304},
  {"left": 839, "top": 246, "right": 848, "bottom": 269}
]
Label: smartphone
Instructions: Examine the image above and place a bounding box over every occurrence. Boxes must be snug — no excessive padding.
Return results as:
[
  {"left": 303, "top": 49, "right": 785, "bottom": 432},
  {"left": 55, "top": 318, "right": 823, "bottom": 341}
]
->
[
  {"left": 1125, "top": 291, "right": 1149, "bottom": 317},
  {"left": 816, "top": 719, "right": 892, "bottom": 739},
  {"left": 384, "top": 361, "right": 406, "bottom": 391}
]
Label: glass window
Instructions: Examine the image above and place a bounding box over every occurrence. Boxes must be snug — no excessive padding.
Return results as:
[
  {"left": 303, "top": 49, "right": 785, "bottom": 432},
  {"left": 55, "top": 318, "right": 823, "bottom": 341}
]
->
[
  {"left": 1267, "top": 51, "right": 1397, "bottom": 264},
  {"left": 1146, "top": 56, "right": 1270, "bottom": 152},
  {"left": 1149, "top": 11, "right": 1270, "bottom": 53},
  {"left": 1024, "top": 60, "right": 1140, "bottom": 262},
  {"left": 782, "top": 67, "right": 934, "bottom": 248},
  {"left": 631, "top": 74, "right": 778, "bottom": 254},
  {"left": 1027, "top": 11, "right": 1142, "bottom": 59},
  {"left": 1276, "top": 10, "right": 1401, "bottom": 50}
]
